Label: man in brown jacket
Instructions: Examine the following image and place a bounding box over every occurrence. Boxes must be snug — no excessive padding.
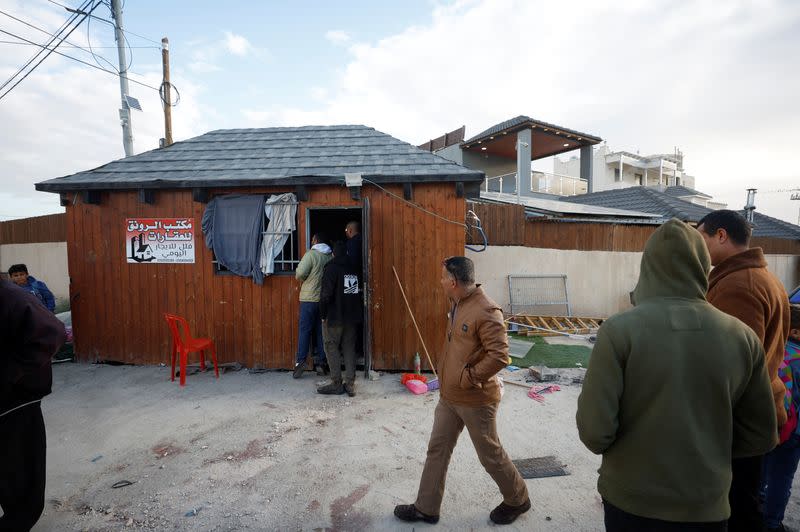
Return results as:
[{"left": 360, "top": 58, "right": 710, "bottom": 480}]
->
[
  {"left": 394, "top": 256, "right": 530, "bottom": 526},
  {"left": 698, "top": 209, "right": 790, "bottom": 532}
]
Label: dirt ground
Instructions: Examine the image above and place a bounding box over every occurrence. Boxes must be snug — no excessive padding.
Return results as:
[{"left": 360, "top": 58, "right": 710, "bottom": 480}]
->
[{"left": 23, "top": 363, "right": 800, "bottom": 531}]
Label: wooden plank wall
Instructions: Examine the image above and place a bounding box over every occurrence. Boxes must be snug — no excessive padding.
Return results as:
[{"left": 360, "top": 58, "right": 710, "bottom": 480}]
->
[
  {"left": 468, "top": 202, "right": 800, "bottom": 254},
  {"left": 0, "top": 213, "right": 66, "bottom": 244},
  {"left": 64, "top": 184, "right": 464, "bottom": 370}
]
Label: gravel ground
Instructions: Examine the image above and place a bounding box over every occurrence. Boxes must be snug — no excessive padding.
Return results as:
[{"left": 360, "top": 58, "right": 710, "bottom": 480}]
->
[{"left": 20, "top": 363, "right": 800, "bottom": 531}]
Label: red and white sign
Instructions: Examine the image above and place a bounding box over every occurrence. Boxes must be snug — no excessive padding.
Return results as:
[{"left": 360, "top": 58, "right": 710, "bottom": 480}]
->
[{"left": 126, "top": 218, "right": 195, "bottom": 264}]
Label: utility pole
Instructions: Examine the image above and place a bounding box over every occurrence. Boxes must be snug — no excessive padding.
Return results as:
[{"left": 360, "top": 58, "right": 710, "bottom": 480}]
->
[
  {"left": 111, "top": 0, "right": 134, "bottom": 157},
  {"left": 161, "top": 37, "right": 173, "bottom": 147}
]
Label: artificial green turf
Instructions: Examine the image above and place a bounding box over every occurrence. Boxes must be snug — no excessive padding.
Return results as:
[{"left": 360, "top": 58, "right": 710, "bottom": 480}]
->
[{"left": 509, "top": 334, "right": 592, "bottom": 369}]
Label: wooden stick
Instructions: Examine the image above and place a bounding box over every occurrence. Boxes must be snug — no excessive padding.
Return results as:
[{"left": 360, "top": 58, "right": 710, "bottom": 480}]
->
[
  {"left": 503, "top": 379, "right": 534, "bottom": 389},
  {"left": 392, "top": 266, "right": 438, "bottom": 380}
]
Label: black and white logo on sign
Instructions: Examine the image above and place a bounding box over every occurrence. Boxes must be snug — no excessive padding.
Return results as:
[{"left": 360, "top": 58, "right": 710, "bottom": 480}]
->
[{"left": 343, "top": 275, "right": 359, "bottom": 294}]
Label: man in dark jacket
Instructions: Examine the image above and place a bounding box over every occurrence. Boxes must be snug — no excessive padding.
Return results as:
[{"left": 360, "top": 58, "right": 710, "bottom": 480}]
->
[
  {"left": 317, "top": 241, "right": 363, "bottom": 397},
  {"left": 698, "top": 209, "right": 790, "bottom": 532},
  {"left": 577, "top": 219, "right": 776, "bottom": 531},
  {"left": 1, "top": 279, "right": 66, "bottom": 531}
]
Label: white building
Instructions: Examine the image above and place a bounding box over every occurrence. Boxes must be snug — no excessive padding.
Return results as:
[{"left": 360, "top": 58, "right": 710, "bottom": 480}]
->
[{"left": 555, "top": 144, "right": 694, "bottom": 192}]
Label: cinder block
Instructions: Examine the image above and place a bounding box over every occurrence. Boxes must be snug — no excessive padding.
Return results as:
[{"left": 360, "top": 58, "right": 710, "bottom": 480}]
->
[{"left": 529, "top": 366, "right": 557, "bottom": 382}]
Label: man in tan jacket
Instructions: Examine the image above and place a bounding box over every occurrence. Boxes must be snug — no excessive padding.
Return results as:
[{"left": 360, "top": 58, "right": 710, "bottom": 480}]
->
[
  {"left": 697, "top": 209, "right": 790, "bottom": 532},
  {"left": 394, "top": 256, "right": 530, "bottom": 526}
]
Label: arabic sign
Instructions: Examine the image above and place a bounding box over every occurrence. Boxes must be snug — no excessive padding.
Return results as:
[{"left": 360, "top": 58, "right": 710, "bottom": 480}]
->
[{"left": 126, "top": 218, "right": 195, "bottom": 264}]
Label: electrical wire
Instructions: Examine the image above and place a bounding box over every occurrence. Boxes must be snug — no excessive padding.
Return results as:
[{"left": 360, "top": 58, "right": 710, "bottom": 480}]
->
[
  {"left": 0, "top": 6, "right": 123, "bottom": 75},
  {"left": 159, "top": 80, "right": 180, "bottom": 106},
  {"left": 361, "top": 178, "right": 489, "bottom": 250},
  {"left": 0, "top": 27, "right": 160, "bottom": 93},
  {"left": 46, "top": 0, "right": 161, "bottom": 45},
  {"left": 0, "top": 7, "right": 97, "bottom": 53},
  {"left": 464, "top": 210, "right": 487, "bottom": 252},
  {"left": 0, "top": 0, "right": 93, "bottom": 94},
  {"left": 0, "top": 40, "right": 159, "bottom": 48},
  {"left": 362, "top": 178, "right": 466, "bottom": 228}
]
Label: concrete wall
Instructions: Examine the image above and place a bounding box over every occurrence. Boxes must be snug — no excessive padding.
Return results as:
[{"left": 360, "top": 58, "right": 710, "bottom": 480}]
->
[
  {"left": 468, "top": 246, "right": 800, "bottom": 318},
  {"left": 0, "top": 242, "right": 69, "bottom": 301},
  {"left": 765, "top": 254, "right": 800, "bottom": 292},
  {"left": 468, "top": 246, "right": 642, "bottom": 317}
]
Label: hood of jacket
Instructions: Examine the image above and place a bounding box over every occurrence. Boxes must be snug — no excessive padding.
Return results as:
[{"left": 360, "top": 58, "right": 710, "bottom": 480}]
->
[
  {"left": 311, "top": 243, "right": 332, "bottom": 254},
  {"left": 632, "top": 218, "right": 711, "bottom": 304}
]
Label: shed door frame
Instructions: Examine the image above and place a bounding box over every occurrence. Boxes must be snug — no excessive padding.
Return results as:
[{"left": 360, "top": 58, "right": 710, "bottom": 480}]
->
[{"left": 304, "top": 205, "right": 370, "bottom": 377}]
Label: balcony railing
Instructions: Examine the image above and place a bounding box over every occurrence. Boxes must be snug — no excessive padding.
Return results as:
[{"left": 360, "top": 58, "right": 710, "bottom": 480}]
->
[{"left": 483, "top": 171, "right": 588, "bottom": 197}]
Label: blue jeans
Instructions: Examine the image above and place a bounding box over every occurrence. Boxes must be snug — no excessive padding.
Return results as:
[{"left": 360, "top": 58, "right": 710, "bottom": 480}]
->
[
  {"left": 761, "top": 436, "right": 800, "bottom": 529},
  {"left": 296, "top": 302, "right": 326, "bottom": 365}
]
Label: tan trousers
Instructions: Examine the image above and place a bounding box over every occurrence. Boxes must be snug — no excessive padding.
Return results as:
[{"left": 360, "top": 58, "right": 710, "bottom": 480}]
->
[{"left": 414, "top": 398, "right": 529, "bottom": 516}]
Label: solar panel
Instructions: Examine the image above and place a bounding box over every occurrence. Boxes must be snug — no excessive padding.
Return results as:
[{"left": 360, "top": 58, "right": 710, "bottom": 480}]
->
[{"left": 124, "top": 95, "right": 142, "bottom": 111}]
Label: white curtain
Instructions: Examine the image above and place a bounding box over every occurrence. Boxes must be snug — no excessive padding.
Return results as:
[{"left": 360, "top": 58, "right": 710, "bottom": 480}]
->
[{"left": 259, "top": 193, "right": 297, "bottom": 275}]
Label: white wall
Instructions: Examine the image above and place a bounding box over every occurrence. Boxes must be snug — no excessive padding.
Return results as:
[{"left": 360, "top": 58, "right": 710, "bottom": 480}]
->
[
  {"left": 468, "top": 246, "right": 800, "bottom": 318},
  {"left": 764, "top": 254, "right": 800, "bottom": 292},
  {"left": 0, "top": 242, "right": 69, "bottom": 301},
  {"left": 468, "top": 246, "right": 642, "bottom": 317}
]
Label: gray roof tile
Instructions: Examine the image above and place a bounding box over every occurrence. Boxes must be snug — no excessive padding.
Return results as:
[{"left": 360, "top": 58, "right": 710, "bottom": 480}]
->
[
  {"left": 36, "top": 125, "right": 483, "bottom": 192},
  {"left": 562, "top": 187, "right": 800, "bottom": 239},
  {"left": 464, "top": 115, "right": 602, "bottom": 145}
]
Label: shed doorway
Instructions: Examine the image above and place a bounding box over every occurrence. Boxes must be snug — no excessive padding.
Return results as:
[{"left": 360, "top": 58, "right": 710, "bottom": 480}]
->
[{"left": 306, "top": 206, "right": 371, "bottom": 376}]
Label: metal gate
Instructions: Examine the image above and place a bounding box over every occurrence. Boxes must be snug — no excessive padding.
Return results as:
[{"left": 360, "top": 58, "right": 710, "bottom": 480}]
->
[{"left": 507, "top": 274, "right": 571, "bottom": 316}]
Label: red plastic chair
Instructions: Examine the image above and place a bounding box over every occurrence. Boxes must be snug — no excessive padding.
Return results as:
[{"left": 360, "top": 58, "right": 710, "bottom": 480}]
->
[{"left": 164, "top": 313, "right": 219, "bottom": 387}]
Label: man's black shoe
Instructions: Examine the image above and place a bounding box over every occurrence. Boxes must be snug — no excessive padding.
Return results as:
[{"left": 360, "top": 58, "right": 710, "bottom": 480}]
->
[
  {"left": 292, "top": 363, "right": 304, "bottom": 379},
  {"left": 393, "top": 504, "right": 439, "bottom": 524},
  {"left": 317, "top": 381, "right": 345, "bottom": 395},
  {"left": 315, "top": 363, "right": 328, "bottom": 376},
  {"left": 489, "top": 498, "right": 531, "bottom": 525}
]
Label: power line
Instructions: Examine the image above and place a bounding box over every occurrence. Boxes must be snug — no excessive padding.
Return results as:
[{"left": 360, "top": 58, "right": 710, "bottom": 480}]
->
[
  {"left": 1, "top": 32, "right": 156, "bottom": 80},
  {"left": 0, "top": 39, "right": 158, "bottom": 49},
  {"left": 0, "top": 27, "right": 160, "bottom": 94},
  {"left": 0, "top": 7, "right": 119, "bottom": 73},
  {"left": 0, "top": 0, "right": 93, "bottom": 94},
  {"left": 45, "top": 0, "right": 161, "bottom": 45}
]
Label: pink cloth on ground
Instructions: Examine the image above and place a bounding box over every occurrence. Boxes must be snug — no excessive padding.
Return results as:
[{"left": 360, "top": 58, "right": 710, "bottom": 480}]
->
[{"left": 528, "top": 384, "right": 561, "bottom": 403}]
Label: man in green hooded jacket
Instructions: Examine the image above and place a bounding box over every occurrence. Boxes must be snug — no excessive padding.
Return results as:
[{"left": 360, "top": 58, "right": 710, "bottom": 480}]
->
[{"left": 577, "top": 219, "right": 777, "bottom": 530}]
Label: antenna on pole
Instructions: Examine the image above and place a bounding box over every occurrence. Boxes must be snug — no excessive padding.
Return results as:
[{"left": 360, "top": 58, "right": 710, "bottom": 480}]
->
[
  {"left": 744, "top": 188, "right": 757, "bottom": 223},
  {"left": 111, "top": 0, "right": 134, "bottom": 157}
]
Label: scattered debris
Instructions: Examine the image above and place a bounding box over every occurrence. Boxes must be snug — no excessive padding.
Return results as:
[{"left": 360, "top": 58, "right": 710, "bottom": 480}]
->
[
  {"left": 368, "top": 370, "right": 381, "bottom": 381},
  {"left": 404, "top": 379, "right": 428, "bottom": 395},
  {"left": 184, "top": 507, "right": 202, "bottom": 517},
  {"left": 91, "top": 455, "right": 103, "bottom": 463},
  {"left": 528, "top": 384, "right": 561, "bottom": 403},
  {"left": 506, "top": 314, "right": 603, "bottom": 337},
  {"left": 506, "top": 365, "right": 520, "bottom": 371},
  {"left": 111, "top": 480, "right": 134, "bottom": 489},
  {"left": 530, "top": 366, "right": 558, "bottom": 382}
]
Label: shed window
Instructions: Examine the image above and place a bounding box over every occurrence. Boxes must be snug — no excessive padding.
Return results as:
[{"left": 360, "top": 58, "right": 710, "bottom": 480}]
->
[{"left": 209, "top": 198, "right": 300, "bottom": 275}]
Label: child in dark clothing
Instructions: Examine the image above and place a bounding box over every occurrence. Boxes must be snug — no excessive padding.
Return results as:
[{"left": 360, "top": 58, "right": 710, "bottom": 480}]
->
[
  {"left": 8, "top": 264, "right": 55, "bottom": 313},
  {"left": 762, "top": 304, "right": 800, "bottom": 532}
]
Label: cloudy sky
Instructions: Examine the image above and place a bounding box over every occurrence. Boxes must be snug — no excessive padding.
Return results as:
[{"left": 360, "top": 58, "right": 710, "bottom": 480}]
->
[{"left": 0, "top": 0, "right": 798, "bottom": 223}]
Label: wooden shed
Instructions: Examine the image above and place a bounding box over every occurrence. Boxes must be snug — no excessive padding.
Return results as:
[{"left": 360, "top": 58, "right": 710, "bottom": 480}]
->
[{"left": 35, "top": 125, "right": 485, "bottom": 371}]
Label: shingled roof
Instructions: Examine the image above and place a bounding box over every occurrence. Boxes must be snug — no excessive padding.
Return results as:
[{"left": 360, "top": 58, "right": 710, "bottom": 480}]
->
[
  {"left": 661, "top": 185, "right": 713, "bottom": 199},
  {"left": 36, "top": 125, "right": 484, "bottom": 192},
  {"left": 562, "top": 187, "right": 800, "bottom": 239},
  {"left": 463, "top": 115, "right": 602, "bottom": 145}
]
